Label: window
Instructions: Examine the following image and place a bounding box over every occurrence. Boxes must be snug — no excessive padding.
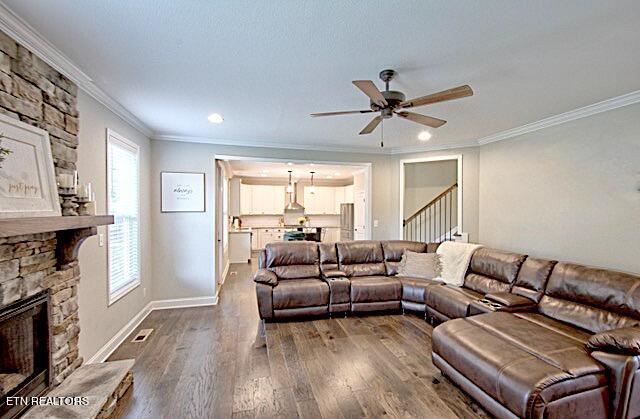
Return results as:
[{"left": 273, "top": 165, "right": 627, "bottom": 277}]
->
[{"left": 107, "top": 130, "right": 140, "bottom": 304}]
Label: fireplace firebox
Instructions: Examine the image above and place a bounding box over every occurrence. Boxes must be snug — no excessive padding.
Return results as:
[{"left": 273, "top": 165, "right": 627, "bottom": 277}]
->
[{"left": 0, "top": 291, "right": 51, "bottom": 419}]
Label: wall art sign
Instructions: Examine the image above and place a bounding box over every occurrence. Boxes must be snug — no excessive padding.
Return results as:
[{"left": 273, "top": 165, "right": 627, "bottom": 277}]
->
[
  {"left": 161, "top": 172, "right": 205, "bottom": 212},
  {"left": 0, "top": 113, "right": 61, "bottom": 218}
]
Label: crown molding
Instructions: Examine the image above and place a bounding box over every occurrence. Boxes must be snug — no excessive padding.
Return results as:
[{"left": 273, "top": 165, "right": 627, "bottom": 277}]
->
[
  {"left": 0, "top": 2, "right": 153, "bottom": 137},
  {"left": 477, "top": 90, "right": 640, "bottom": 145},
  {"left": 152, "top": 134, "right": 391, "bottom": 154},
  {"left": 389, "top": 140, "right": 478, "bottom": 155}
]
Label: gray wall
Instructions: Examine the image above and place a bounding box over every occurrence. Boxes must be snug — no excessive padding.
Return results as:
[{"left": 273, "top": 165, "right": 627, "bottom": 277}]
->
[
  {"left": 403, "top": 160, "right": 457, "bottom": 218},
  {"left": 76, "top": 90, "right": 153, "bottom": 360},
  {"left": 479, "top": 103, "right": 640, "bottom": 274},
  {"left": 392, "top": 147, "right": 481, "bottom": 243},
  {"left": 150, "top": 141, "right": 394, "bottom": 300}
]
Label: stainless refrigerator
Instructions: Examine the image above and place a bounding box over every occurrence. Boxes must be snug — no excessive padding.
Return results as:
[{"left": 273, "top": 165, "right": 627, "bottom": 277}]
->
[{"left": 340, "top": 203, "right": 354, "bottom": 241}]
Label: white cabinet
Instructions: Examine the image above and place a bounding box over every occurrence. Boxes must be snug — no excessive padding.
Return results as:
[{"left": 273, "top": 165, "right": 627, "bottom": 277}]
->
[
  {"left": 304, "top": 186, "right": 339, "bottom": 214},
  {"left": 240, "top": 184, "right": 285, "bottom": 215},
  {"left": 240, "top": 183, "right": 253, "bottom": 215},
  {"left": 255, "top": 228, "right": 285, "bottom": 249}
]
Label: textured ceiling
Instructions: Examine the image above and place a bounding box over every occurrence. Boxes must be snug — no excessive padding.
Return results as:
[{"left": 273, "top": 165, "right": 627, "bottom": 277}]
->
[{"left": 5, "top": 0, "right": 640, "bottom": 150}]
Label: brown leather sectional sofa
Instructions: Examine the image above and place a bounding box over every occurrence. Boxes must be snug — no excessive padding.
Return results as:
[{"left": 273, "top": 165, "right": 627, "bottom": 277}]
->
[{"left": 253, "top": 240, "right": 640, "bottom": 419}]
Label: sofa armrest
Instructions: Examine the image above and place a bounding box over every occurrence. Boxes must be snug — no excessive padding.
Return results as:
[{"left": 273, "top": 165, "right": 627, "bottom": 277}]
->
[
  {"left": 590, "top": 351, "right": 640, "bottom": 419},
  {"left": 323, "top": 270, "right": 347, "bottom": 279},
  {"left": 485, "top": 292, "right": 536, "bottom": 308},
  {"left": 255, "top": 282, "right": 274, "bottom": 320},
  {"left": 254, "top": 268, "right": 278, "bottom": 286},
  {"left": 587, "top": 327, "right": 640, "bottom": 355}
]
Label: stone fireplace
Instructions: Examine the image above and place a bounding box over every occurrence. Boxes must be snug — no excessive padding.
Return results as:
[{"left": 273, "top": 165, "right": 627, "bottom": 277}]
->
[{"left": 0, "top": 291, "right": 50, "bottom": 418}]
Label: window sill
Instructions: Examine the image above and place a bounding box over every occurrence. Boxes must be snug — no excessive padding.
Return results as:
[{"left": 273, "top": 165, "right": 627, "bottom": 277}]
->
[{"left": 108, "top": 280, "right": 141, "bottom": 306}]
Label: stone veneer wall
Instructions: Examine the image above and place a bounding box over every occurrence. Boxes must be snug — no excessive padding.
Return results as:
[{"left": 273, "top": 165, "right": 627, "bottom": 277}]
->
[{"left": 0, "top": 29, "right": 82, "bottom": 385}]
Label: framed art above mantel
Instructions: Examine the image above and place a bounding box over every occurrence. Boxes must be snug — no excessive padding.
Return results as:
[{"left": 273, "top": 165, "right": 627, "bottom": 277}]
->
[
  {"left": 0, "top": 113, "right": 61, "bottom": 219},
  {"left": 161, "top": 171, "right": 206, "bottom": 213}
]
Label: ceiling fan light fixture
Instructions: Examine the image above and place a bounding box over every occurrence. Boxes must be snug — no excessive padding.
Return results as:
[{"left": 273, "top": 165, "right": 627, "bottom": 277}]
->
[
  {"left": 207, "top": 113, "right": 224, "bottom": 124},
  {"left": 418, "top": 130, "right": 432, "bottom": 141}
]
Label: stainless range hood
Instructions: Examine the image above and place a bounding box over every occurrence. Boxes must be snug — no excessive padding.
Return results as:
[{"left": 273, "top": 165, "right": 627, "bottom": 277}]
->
[{"left": 284, "top": 181, "right": 305, "bottom": 213}]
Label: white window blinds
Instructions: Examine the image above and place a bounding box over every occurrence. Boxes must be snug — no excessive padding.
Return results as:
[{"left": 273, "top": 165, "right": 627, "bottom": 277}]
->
[{"left": 107, "top": 130, "right": 140, "bottom": 303}]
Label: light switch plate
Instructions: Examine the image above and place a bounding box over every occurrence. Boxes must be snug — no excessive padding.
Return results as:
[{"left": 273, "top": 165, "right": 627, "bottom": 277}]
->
[
  {"left": 98, "top": 233, "right": 104, "bottom": 247},
  {"left": 373, "top": 219, "right": 379, "bottom": 227}
]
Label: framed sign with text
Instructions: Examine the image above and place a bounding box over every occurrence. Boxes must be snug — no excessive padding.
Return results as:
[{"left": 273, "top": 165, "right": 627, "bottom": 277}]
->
[
  {"left": 161, "top": 171, "right": 205, "bottom": 212},
  {"left": 0, "top": 113, "right": 61, "bottom": 218}
]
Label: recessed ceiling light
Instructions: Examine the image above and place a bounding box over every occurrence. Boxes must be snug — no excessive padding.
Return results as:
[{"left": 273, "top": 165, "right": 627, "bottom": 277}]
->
[
  {"left": 207, "top": 113, "right": 224, "bottom": 124},
  {"left": 334, "top": 172, "right": 341, "bottom": 176},
  {"left": 309, "top": 163, "right": 315, "bottom": 166},
  {"left": 287, "top": 162, "right": 294, "bottom": 166},
  {"left": 418, "top": 131, "right": 432, "bottom": 141}
]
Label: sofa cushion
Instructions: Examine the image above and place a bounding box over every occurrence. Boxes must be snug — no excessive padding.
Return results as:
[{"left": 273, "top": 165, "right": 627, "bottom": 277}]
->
[
  {"left": 272, "top": 278, "right": 329, "bottom": 309},
  {"left": 463, "top": 248, "right": 526, "bottom": 295},
  {"left": 425, "top": 285, "right": 483, "bottom": 319},
  {"left": 336, "top": 241, "right": 386, "bottom": 277},
  {"left": 400, "top": 277, "right": 442, "bottom": 303},
  {"left": 511, "top": 257, "right": 557, "bottom": 303},
  {"left": 432, "top": 312, "right": 607, "bottom": 418},
  {"left": 350, "top": 276, "right": 401, "bottom": 303},
  {"left": 398, "top": 251, "right": 441, "bottom": 280},
  {"left": 266, "top": 242, "right": 320, "bottom": 279},
  {"left": 318, "top": 242, "right": 338, "bottom": 273},
  {"left": 539, "top": 263, "right": 640, "bottom": 334},
  {"left": 381, "top": 240, "right": 428, "bottom": 275}
]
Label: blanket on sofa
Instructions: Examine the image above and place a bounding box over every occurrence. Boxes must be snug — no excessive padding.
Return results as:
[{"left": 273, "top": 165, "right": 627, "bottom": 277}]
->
[{"left": 436, "top": 241, "right": 483, "bottom": 286}]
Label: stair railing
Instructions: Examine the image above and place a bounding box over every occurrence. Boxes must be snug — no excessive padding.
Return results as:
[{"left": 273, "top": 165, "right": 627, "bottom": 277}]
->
[{"left": 403, "top": 183, "right": 458, "bottom": 243}]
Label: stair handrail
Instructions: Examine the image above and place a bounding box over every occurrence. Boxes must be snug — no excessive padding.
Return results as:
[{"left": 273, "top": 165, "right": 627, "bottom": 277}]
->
[{"left": 403, "top": 183, "right": 458, "bottom": 226}]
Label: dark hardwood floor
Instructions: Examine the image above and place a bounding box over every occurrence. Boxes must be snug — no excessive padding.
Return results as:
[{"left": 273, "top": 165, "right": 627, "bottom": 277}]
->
[{"left": 108, "top": 261, "right": 490, "bottom": 418}]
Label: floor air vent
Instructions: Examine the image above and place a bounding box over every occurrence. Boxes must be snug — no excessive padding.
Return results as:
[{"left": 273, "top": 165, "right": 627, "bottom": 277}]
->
[{"left": 132, "top": 328, "right": 153, "bottom": 343}]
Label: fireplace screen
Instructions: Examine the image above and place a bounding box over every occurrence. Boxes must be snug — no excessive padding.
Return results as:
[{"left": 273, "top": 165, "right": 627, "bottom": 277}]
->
[{"left": 0, "top": 291, "right": 50, "bottom": 418}]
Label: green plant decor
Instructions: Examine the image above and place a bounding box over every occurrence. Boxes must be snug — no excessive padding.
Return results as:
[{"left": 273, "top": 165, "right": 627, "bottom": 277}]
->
[{"left": 0, "top": 136, "right": 11, "bottom": 168}]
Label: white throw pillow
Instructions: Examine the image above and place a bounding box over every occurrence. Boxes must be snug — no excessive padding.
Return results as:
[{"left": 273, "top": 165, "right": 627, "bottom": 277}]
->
[{"left": 397, "top": 250, "right": 442, "bottom": 280}]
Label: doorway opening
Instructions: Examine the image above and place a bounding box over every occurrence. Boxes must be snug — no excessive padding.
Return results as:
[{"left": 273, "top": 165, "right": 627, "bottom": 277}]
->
[
  {"left": 399, "top": 155, "right": 463, "bottom": 243},
  {"left": 213, "top": 156, "right": 372, "bottom": 291}
]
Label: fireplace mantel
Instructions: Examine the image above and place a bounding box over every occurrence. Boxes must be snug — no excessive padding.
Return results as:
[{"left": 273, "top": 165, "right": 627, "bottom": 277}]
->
[
  {"left": 0, "top": 215, "right": 113, "bottom": 238},
  {"left": 0, "top": 215, "right": 114, "bottom": 267}
]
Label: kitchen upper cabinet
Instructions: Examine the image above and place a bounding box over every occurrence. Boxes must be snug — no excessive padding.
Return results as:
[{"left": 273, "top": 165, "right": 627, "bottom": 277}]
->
[
  {"left": 240, "top": 183, "right": 253, "bottom": 215},
  {"left": 304, "top": 185, "right": 355, "bottom": 214},
  {"left": 304, "top": 186, "right": 335, "bottom": 214},
  {"left": 240, "top": 184, "right": 285, "bottom": 215}
]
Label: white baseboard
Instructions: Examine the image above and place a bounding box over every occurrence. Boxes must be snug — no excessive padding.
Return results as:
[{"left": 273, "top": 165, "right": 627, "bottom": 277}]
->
[
  {"left": 86, "top": 301, "right": 153, "bottom": 364},
  {"left": 86, "top": 295, "right": 218, "bottom": 364},
  {"left": 149, "top": 295, "right": 218, "bottom": 311},
  {"left": 221, "top": 261, "right": 230, "bottom": 285}
]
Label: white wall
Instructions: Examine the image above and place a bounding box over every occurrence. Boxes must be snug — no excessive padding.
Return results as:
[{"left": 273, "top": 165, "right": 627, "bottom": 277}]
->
[
  {"left": 479, "top": 103, "right": 640, "bottom": 274},
  {"left": 76, "top": 91, "right": 153, "bottom": 360}
]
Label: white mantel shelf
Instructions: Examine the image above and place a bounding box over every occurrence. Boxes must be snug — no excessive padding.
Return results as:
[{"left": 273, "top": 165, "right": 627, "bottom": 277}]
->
[{"left": 0, "top": 215, "right": 114, "bottom": 238}]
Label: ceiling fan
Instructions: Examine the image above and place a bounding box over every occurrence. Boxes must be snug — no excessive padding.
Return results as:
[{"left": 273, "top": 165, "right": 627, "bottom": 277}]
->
[{"left": 310, "top": 69, "right": 473, "bottom": 136}]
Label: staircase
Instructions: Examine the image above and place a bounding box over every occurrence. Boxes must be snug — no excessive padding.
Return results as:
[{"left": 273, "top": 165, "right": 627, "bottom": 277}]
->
[{"left": 403, "top": 183, "right": 458, "bottom": 243}]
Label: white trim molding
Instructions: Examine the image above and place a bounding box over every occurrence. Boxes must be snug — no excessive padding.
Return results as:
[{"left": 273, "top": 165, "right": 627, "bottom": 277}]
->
[
  {"left": 477, "top": 90, "right": 640, "bottom": 145},
  {"left": 398, "top": 155, "right": 463, "bottom": 240},
  {"left": 0, "top": 3, "right": 153, "bottom": 137},
  {"left": 86, "top": 296, "right": 219, "bottom": 364}
]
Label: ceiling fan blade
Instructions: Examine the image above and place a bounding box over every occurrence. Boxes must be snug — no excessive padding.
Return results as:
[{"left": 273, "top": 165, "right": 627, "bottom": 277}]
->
[
  {"left": 359, "top": 116, "right": 382, "bottom": 135},
  {"left": 399, "top": 85, "right": 473, "bottom": 109},
  {"left": 352, "top": 80, "right": 388, "bottom": 107},
  {"left": 310, "top": 110, "right": 373, "bottom": 117},
  {"left": 395, "top": 111, "right": 446, "bottom": 128}
]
